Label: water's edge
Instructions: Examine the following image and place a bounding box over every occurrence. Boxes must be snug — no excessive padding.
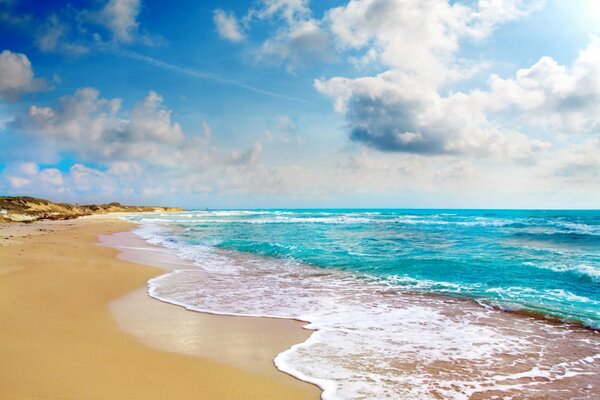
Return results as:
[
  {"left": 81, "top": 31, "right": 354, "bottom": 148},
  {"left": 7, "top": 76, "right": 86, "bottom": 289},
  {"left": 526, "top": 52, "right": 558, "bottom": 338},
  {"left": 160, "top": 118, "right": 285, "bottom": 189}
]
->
[
  {"left": 122, "top": 213, "right": 600, "bottom": 399},
  {"left": 100, "top": 226, "right": 327, "bottom": 396}
]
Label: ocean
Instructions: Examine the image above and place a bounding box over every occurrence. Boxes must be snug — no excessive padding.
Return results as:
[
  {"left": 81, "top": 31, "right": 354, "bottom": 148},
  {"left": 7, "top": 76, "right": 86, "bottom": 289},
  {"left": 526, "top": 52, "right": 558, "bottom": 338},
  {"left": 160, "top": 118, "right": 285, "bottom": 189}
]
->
[{"left": 126, "top": 209, "right": 600, "bottom": 399}]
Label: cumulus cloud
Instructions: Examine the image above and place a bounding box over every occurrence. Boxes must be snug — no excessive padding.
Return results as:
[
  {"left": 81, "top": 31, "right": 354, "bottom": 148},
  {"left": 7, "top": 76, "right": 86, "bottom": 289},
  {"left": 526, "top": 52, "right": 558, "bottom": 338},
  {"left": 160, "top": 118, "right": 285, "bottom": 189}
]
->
[
  {"left": 0, "top": 50, "right": 47, "bottom": 101},
  {"left": 18, "top": 88, "right": 122, "bottom": 141},
  {"left": 7, "top": 176, "right": 30, "bottom": 189},
  {"left": 326, "top": 0, "right": 460, "bottom": 79},
  {"left": 5, "top": 162, "right": 65, "bottom": 193},
  {"left": 315, "top": 70, "right": 549, "bottom": 158},
  {"left": 126, "top": 91, "right": 185, "bottom": 144},
  {"left": 5, "top": 0, "right": 158, "bottom": 55},
  {"left": 325, "top": 0, "right": 540, "bottom": 79},
  {"left": 39, "top": 168, "right": 64, "bottom": 186},
  {"left": 5, "top": 0, "right": 599, "bottom": 207},
  {"left": 482, "top": 37, "right": 600, "bottom": 135},
  {"left": 217, "top": 0, "right": 331, "bottom": 70},
  {"left": 214, "top": 0, "right": 543, "bottom": 75},
  {"left": 213, "top": 9, "right": 245, "bottom": 42},
  {"left": 259, "top": 19, "right": 331, "bottom": 70},
  {"left": 68, "top": 163, "right": 113, "bottom": 193},
  {"left": 5, "top": 162, "right": 39, "bottom": 189},
  {"left": 15, "top": 88, "right": 187, "bottom": 164},
  {"left": 335, "top": 34, "right": 600, "bottom": 159},
  {"left": 224, "top": 0, "right": 551, "bottom": 158},
  {"left": 257, "top": 1, "right": 330, "bottom": 69},
  {"left": 311, "top": 0, "right": 564, "bottom": 159},
  {"left": 6, "top": 87, "right": 282, "bottom": 201}
]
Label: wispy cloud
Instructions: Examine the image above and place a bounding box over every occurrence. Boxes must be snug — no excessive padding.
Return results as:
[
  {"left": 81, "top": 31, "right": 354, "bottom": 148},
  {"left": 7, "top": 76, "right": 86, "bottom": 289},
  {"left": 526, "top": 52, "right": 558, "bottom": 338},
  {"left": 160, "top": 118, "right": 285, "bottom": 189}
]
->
[
  {"left": 117, "top": 49, "right": 308, "bottom": 104},
  {"left": 213, "top": 9, "right": 245, "bottom": 42}
]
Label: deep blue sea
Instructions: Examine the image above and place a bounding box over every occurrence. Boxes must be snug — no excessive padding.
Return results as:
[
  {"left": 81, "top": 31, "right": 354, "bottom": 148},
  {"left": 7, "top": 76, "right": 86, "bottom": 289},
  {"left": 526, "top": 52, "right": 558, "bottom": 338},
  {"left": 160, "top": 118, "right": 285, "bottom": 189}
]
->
[{"left": 127, "top": 209, "right": 600, "bottom": 399}]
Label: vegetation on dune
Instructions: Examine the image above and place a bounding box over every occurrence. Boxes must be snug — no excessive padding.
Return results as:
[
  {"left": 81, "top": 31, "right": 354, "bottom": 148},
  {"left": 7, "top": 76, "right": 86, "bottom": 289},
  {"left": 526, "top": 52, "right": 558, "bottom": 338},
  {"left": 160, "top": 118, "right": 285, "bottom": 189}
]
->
[{"left": 0, "top": 196, "right": 183, "bottom": 222}]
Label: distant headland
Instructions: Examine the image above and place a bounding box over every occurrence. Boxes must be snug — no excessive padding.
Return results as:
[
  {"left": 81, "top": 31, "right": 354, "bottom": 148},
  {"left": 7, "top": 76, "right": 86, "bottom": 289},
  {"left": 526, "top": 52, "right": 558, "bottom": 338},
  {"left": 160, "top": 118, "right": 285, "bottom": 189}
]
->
[{"left": 0, "top": 196, "right": 183, "bottom": 223}]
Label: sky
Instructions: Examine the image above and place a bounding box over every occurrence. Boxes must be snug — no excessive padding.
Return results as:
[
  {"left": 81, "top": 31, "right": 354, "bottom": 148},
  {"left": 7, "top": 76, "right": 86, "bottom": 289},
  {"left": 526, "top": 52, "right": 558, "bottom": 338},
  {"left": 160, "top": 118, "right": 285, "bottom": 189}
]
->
[{"left": 0, "top": 0, "right": 599, "bottom": 209}]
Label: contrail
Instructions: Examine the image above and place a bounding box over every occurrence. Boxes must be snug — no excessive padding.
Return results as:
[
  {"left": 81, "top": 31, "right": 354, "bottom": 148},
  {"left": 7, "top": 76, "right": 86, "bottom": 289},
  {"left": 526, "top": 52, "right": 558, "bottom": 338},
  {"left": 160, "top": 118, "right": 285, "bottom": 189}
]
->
[{"left": 117, "top": 49, "right": 309, "bottom": 104}]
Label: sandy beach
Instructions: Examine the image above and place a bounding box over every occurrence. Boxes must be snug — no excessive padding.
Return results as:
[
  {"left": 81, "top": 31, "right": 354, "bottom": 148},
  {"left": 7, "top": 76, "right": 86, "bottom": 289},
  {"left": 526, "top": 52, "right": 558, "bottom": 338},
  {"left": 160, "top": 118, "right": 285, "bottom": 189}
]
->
[
  {"left": 3, "top": 0, "right": 600, "bottom": 396},
  {"left": 0, "top": 216, "right": 320, "bottom": 400}
]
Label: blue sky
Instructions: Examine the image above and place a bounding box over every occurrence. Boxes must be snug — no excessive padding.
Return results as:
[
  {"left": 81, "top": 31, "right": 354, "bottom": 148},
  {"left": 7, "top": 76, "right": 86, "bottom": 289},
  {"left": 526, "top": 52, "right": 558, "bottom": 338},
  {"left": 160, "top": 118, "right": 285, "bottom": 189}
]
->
[{"left": 1, "top": 0, "right": 599, "bottom": 208}]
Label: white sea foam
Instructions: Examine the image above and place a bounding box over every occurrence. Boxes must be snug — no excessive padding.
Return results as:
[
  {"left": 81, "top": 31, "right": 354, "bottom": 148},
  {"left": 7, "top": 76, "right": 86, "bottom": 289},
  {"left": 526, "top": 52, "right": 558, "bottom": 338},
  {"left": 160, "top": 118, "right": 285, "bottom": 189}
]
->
[
  {"left": 548, "top": 220, "right": 600, "bottom": 236},
  {"left": 135, "top": 212, "right": 521, "bottom": 229},
  {"left": 135, "top": 222, "right": 600, "bottom": 400},
  {"left": 248, "top": 216, "right": 374, "bottom": 224},
  {"left": 523, "top": 261, "right": 600, "bottom": 282}
]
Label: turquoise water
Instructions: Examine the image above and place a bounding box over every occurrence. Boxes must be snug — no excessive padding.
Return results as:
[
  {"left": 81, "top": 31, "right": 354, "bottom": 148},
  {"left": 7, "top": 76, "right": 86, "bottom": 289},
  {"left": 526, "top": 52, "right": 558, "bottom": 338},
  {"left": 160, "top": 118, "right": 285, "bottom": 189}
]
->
[
  {"left": 128, "top": 209, "right": 600, "bottom": 399},
  {"left": 132, "top": 209, "right": 600, "bottom": 329}
]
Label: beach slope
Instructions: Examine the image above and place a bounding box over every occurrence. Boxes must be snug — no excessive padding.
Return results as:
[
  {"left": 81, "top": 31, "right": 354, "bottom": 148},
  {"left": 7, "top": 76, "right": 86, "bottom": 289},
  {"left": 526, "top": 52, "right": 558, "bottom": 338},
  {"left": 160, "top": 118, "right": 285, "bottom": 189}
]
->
[{"left": 0, "top": 218, "right": 318, "bottom": 400}]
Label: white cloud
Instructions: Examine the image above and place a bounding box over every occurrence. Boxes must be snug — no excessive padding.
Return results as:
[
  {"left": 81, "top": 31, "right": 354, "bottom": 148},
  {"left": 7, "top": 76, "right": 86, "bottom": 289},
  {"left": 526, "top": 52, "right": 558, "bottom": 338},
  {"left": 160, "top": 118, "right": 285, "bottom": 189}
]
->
[
  {"left": 326, "top": 0, "right": 460, "bottom": 80},
  {"left": 35, "top": 15, "right": 66, "bottom": 52},
  {"left": 213, "top": 9, "right": 245, "bottom": 42},
  {"left": 20, "top": 87, "right": 122, "bottom": 141},
  {"left": 230, "top": 142, "right": 262, "bottom": 164},
  {"left": 7, "top": 0, "right": 600, "bottom": 207},
  {"left": 14, "top": 87, "right": 265, "bottom": 168},
  {"left": 218, "top": 0, "right": 330, "bottom": 70},
  {"left": 259, "top": 19, "right": 331, "bottom": 70},
  {"left": 7, "top": 176, "right": 30, "bottom": 189},
  {"left": 325, "top": 0, "right": 541, "bottom": 81},
  {"left": 215, "top": 0, "right": 543, "bottom": 74},
  {"left": 18, "top": 161, "right": 40, "bottom": 176},
  {"left": 126, "top": 91, "right": 185, "bottom": 144},
  {"left": 315, "top": 70, "right": 549, "bottom": 159},
  {"left": 481, "top": 37, "right": 600, "bottom": 135},
  {"left": 6, "top": 163, "right": 64, "bottom": 193},
  {"left": 0, "top": 50, "right": 47, "bottom": 101},
  {"left": 228, "top": 0, "right": 551, "bottom": 161},
  {"left": 16, "top": 88, "right": 188, "bottom": 164},
  {"left": 463, "top": 0, "right": 545, "bottom": 39},
  {"left": 262, "top": 115, "right": 302, "bottom": 144},
  {"left": 100, "top": 0, "right": 141, "bottom": 44},
  {"left": 313, "top": 1, "right": 586, "bottom": 160},
  {"left": 8, "top": 87, "right": 285, "bottom": 201},
  {"left": 246, "top": 0, "right": 311, "bottom": 23},
  {"left": 26, "top": 0, "right": 158, "bottom": 53},
  {"left": 69, "top": 163, "right": 111, "bottom": 192},
  {"left": 107, "top": 161, "right": 142, "bottom": 177},
  {"left": 35, "top": 15, "right": 89, "bottom": 56},
  {"left": 38, "top": 168, "right": 64, "bottom": 186},
  {"left": 548, "top": 138, "right": 600, "bottom": 180}
]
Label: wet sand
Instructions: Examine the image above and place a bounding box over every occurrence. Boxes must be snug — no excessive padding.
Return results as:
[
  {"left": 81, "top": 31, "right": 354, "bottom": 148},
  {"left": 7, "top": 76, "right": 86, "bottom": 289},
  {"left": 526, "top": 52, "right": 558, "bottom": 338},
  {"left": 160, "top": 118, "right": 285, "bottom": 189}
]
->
[{"left": 103, "top": 230, "right": 317, "bottom": 385}]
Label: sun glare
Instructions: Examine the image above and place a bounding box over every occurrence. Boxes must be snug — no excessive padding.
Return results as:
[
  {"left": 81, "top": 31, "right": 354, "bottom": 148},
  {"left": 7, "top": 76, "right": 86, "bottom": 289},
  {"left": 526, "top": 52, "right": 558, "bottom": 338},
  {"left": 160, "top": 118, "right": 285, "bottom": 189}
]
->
[{"left": 588, "top": 0, "right": 600, "bottom": 21}]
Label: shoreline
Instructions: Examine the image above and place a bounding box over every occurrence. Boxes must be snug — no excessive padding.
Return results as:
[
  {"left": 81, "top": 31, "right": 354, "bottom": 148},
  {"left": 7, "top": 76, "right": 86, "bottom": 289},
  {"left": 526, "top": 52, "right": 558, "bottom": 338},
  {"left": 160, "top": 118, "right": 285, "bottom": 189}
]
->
[
  {"left": 102, "top": 228, "right": 331, "bottom": 393},
  {"left": 129, "top": 212, "right": 600, "bottom": 399},
  {"left": 3, "top": 212, "right": 599, "bottom": 398},
  {"left": 122, "top": 219, "right": 600, "bottom": 334},
  {"left": 0, "top": 216, "right": 320, "bottom": 399},
  {"left": 102, "top": 228, "right": 320, "bottom": 390}
]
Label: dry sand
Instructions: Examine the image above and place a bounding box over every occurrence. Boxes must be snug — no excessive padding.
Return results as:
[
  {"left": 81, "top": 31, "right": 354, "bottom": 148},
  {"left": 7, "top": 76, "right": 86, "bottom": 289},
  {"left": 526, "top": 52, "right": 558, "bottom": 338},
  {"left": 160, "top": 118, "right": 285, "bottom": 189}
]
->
[{"left": 0, "top": 216, "right": 320, "bottom": 400}]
